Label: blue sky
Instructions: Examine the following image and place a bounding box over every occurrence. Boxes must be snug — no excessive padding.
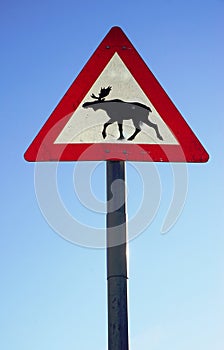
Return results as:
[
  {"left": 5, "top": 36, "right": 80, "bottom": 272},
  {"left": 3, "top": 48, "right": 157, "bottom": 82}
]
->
[{"left": 1, "top": 0, "right": 224, "bottom": 349}]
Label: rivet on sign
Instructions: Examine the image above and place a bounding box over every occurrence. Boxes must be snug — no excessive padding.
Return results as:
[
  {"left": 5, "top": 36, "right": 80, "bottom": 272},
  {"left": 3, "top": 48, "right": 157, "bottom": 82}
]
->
[{"left": 106, "top": 45, "right": 110, "bottom": 49}]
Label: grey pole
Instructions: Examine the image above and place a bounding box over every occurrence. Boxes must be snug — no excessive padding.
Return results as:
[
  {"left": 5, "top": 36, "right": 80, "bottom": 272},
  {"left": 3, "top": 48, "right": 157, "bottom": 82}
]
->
[{"left": 106, "top": 160, "right": 129, "bottom": 350}]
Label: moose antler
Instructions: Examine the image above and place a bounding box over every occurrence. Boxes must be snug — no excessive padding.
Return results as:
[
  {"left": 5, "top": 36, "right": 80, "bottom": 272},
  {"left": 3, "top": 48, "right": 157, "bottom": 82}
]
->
[{"left": 91, "top": 86, "right": 112, "bottom": 101}]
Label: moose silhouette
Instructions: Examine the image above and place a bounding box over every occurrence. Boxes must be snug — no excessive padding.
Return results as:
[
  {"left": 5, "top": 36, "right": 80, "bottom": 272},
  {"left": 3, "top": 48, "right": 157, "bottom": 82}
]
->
[{"left": 82, "top": 86, "right": 163, "bottom": 141}]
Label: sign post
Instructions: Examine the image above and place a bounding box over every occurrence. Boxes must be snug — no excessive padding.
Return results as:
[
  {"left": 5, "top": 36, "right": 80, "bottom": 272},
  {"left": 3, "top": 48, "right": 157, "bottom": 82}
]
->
[
  {"left": 24, "top": 26, "right": 209, "bottom": 350},
  {"left": 106, "top": 160, "right": 128, "bottom": 350}
]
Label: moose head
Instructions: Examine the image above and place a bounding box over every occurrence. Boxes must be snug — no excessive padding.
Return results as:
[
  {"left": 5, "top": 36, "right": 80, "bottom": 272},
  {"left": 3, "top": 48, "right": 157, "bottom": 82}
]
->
[{"left": 82, "top": 86, "right": 112, "bottom": 108}]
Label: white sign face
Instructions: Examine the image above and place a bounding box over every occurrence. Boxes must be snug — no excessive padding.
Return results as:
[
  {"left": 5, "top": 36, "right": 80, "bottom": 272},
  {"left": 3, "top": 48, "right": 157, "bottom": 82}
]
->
[{"left": 54, "top": 53, "right": 178, "bottom": 145}]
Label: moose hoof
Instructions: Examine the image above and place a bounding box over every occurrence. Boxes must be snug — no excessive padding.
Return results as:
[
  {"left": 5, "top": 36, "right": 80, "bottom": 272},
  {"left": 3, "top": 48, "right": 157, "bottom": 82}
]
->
[
  {"left": 102, "top": 132, "right": 106, "bottom": 139},
  {"left": 117, "top": 136, "right": 125, "bottom": 141}
]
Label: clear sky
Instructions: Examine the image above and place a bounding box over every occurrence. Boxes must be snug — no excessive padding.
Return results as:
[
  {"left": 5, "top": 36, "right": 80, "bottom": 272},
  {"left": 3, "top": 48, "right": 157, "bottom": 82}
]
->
[{"left": 1, "top": 0, "right": 224, "bottom": 349}]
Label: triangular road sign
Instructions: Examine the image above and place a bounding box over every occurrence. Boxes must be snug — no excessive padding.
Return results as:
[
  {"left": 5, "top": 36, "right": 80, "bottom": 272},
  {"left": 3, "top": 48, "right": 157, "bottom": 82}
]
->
[{"left": 24, "top": 26, "right": 209, "bottom": 162}]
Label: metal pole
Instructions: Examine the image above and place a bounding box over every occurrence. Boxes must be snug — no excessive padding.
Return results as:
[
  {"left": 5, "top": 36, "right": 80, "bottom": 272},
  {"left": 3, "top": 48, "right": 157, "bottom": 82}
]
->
[{"left": 106, "top": 160, "right": 129, "bottom": 350}]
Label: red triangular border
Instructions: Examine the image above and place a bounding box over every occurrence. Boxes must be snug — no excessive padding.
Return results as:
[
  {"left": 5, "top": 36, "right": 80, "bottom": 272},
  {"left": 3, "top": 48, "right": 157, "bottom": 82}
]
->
[{"left": 24, "top": 26, "right": 209, "bottom": 162}]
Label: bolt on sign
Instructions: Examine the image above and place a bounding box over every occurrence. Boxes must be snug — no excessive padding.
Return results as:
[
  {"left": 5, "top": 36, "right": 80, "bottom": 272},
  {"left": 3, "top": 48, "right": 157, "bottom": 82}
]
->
[{"left": 24, "top": 27, "right": 209, "bottom": 163}]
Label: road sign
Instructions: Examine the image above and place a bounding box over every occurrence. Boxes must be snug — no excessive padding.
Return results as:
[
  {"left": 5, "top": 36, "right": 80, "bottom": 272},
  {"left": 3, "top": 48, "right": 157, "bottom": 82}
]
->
[{"left": 24, "top": 26, "right": 209, "bottom": 162}]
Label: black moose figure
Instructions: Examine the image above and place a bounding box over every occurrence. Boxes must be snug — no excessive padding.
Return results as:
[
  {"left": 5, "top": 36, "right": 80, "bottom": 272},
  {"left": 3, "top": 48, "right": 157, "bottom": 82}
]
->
[{"left": 82, "top": 86, "right": 163, "bottom": 141}]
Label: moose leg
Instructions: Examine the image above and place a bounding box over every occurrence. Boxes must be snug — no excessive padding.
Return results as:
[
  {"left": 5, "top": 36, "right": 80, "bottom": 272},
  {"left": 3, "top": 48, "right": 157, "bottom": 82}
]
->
[
  {"left": 117, "top": 123, "right": 125, "bottom": 140},
  {"left": 102, "top": 122, "right": 111, "bottom": 139},
  {"left": 145, "top": 120, "right": 163, "bottom": 141},
  {"left": 128, "top": 122, "right": 141, "bottom": 141}
]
